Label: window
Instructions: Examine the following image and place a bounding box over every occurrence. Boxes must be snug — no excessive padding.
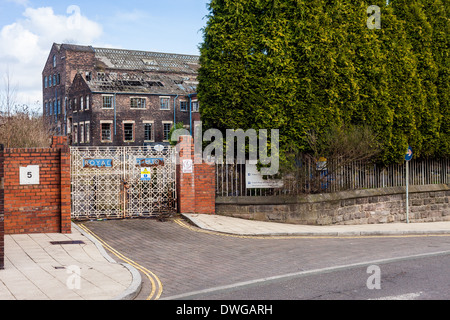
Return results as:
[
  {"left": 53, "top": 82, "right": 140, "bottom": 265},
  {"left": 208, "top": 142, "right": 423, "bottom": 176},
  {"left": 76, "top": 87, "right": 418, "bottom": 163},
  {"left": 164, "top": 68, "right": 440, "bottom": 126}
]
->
[
  {"left": 53, "top": 75, "right": 56, "bottom": 87},
  {"left": 160, "top": 97, "right": 170, "bottom": 110},
  {"left": 85, "top": 122, "right": 90, "bottom": 143},
  {"left": 101, "top": 122, "right": 113, "bottom": 142},
  {"left": 57, "top": 74, "right": 60, "bottom": 85},
  {"left": 80, "top": 96, "right": 84, "bottom": 110},
  {"left": 73, "top": 124, "right": 78, "bottom": 144},
  {"left": 53, "top": 100, "right": 57, "bottom": 115},
  {"left": 67, "top": 118, "right": 72, "bottom": 134},
  {"left": 73, "top": 98, "right": 77, "bottom": 112},
  {"left": 80, "top": 124, "right": 84, "bottom": 143},
  {"left": 192, "top": 101, "right": 199, "bottom": 112},
  {"left": 44, "top": 76, "right": 47, "bottom": 88},
  {"left": 103, "top": 95, "right": 113, "bottom": 109},
  {"left": 144, "top": 122, "right": 154, "bottom": 142},
  {"left": 131, "top": 98, "right": 146, "bottom": 109},
  {"left": 180, "top": 101, "right": 187, "bottom": 112},
  {"left": 53, "top": 55, "right": 56, "bottom": 68},
  {"left": 86, "top": 96, "right": 90, "bottom": 110},
  {"left": 48, "top": 75, "right": 52, "bottom": 87},
  {"left": 163, "top": 122, "right": 173, "bottom": 141},
  {"left": 123, "top": 122, "right": 134, "bottom": 142},
  {"left": 57, "top": 99, "right": 61, "bottom": 115}
]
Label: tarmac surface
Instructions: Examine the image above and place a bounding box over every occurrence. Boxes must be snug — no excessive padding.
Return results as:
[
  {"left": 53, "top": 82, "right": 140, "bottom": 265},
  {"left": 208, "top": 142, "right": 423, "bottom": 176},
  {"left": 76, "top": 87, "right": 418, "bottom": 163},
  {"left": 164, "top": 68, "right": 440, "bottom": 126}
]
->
[{"left": 1, "top": 214, "right": 450, "bottom": 300}]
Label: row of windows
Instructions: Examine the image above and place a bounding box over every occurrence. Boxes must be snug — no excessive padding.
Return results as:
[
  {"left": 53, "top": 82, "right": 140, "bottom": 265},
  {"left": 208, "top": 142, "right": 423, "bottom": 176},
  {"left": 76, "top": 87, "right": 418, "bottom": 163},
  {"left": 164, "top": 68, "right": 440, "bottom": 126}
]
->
[
  {"left": 72, "top": 96, "right": 90, "bottom": 112},
  {"left": 71, "top": 121, "right": 175, "bottom": 144},
  {"left": 102, "top": 96, "right": 199, "bottom": 112},
  {"left": 44, "top": 99, "right": 62, "bottom": 116},
  {"left": 72, "top": 122, "right": 90, "bottom": 144},
  {"left": 44, "top": 74, "right": 60, "bottom": 88},
  {"left": 44, "top": 96, "right": 91, "bottom": 116},
  {"left": 45, "top": 96, "right": 199, "bottom": 116}
]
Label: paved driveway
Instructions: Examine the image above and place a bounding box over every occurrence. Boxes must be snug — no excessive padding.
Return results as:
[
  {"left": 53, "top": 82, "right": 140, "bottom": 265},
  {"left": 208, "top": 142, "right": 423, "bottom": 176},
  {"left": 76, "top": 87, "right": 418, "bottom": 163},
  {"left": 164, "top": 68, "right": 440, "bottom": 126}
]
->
[{"left": 78, "top": 217, "right": 450, "bottom": 300}]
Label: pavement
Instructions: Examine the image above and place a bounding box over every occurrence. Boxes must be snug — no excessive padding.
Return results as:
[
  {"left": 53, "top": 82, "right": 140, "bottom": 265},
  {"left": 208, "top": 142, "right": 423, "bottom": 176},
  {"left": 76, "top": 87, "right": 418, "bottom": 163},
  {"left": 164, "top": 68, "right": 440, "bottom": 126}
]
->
[
  {"left": 2, "top": 215, "right": 450, "bottom": 300},
  {"left": 181, "top": 214, "right": 450, "bottom": 237}
]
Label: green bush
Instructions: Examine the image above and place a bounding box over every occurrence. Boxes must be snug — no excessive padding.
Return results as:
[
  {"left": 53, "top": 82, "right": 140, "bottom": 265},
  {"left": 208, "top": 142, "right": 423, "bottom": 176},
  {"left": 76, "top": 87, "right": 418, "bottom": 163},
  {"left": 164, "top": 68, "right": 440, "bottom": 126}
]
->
[{"left": 198, "top": 0, "right": 449, "bottom": 166}]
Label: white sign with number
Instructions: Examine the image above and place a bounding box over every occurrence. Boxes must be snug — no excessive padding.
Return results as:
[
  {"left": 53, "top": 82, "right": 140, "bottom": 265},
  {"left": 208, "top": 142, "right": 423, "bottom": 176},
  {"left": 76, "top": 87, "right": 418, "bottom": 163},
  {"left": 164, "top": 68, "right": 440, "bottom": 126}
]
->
[{"left": 20, "top": 165, "right": 40, "bottom": 185}]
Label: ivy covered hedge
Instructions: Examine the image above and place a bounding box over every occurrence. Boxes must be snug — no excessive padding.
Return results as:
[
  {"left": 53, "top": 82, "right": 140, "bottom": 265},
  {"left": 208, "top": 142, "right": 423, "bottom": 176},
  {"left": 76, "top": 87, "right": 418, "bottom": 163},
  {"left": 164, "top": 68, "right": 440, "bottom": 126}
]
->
[{"left": 197, "top": 0, "right": 449, "bottom": 165}]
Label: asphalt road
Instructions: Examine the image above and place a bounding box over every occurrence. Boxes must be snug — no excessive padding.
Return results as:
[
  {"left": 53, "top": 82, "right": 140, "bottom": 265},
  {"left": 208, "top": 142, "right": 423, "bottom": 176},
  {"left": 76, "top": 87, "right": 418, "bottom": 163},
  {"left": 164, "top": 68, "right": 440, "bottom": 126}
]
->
[
  {"left": 79, "top": 217, "right": 450, "bottom": 301},
  {"left": 187, "top": 253, "right": 450, "bottom": 300}
]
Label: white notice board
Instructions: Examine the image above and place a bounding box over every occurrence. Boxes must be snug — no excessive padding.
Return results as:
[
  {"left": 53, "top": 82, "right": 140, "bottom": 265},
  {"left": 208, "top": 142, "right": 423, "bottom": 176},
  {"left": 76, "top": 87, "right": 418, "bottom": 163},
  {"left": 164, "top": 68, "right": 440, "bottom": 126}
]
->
[{"left": 245, "top": 161, "right": 283, "bottom": 189}]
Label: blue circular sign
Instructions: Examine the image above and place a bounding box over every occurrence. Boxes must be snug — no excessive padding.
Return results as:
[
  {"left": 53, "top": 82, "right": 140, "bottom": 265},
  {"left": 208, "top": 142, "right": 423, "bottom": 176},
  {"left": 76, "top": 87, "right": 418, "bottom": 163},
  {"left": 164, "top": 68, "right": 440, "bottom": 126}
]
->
[{"left": 405, "top": 146, "right": 413, "bottom": 161}]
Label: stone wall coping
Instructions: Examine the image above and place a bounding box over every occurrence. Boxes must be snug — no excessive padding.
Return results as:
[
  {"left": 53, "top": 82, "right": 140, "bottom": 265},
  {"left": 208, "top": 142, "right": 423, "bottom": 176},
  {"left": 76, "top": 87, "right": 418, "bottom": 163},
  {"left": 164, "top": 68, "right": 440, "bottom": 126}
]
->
[{"left": 216, "top": 184, "right": 450, "bottom": 205}]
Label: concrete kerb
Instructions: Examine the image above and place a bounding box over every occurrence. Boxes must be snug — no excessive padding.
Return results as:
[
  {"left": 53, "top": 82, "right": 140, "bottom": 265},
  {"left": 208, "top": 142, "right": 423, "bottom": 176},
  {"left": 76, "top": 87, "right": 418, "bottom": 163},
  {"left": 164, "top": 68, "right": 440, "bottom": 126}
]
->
[
  {"left": 180, "top": 214, "right": 450, "bottom": 237},
  {"left": 71, "top": 223, "right": 142, "bottom": 300}
]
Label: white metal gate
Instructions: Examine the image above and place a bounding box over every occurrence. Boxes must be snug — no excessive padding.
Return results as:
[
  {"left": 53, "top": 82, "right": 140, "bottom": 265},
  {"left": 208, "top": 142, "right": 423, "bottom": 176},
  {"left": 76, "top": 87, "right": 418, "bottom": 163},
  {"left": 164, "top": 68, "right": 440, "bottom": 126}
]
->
[{"left": 71, "top": 146, "right": 176, "bottom": 220}]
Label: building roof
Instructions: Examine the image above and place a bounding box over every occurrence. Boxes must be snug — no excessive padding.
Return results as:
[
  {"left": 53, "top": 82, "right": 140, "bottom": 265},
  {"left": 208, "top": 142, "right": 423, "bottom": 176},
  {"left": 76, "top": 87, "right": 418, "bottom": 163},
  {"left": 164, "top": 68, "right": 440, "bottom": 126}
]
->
[
  {"left": 57, "top": 43, "right": 200, "bottom": 95},
  {"left": 85, "top": 72, "right": 198, "bottom": 95},
  {"left": 94, "top": 47, "right": 199, "bottom": 74},
  {"left": 57, "top": 43, "right": 199, "bottom": 74}
]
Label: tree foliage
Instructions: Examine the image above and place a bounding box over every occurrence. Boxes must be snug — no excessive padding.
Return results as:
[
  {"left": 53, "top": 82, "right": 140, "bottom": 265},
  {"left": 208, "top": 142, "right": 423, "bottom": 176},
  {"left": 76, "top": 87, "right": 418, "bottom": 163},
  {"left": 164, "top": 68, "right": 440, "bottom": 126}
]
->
[{"left": 198, "top": 0, "right": 449, "bottom": 166}]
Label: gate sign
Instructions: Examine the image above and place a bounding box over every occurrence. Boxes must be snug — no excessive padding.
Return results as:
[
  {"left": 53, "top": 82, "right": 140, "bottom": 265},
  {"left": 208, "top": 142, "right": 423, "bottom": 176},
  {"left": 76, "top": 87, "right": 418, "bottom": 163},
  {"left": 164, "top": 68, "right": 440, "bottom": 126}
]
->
[
  {"left": 405, "top": 146, "right": 413, "bottom": 161},
  {"left": 83, "top": 159, "right": 113, "bottom": 168},
  {"left": 141, "top": 168, "right": 152, "bottom": 181},
  {"left": 136, "top": 158, "right": 165, "bottom": 167}
]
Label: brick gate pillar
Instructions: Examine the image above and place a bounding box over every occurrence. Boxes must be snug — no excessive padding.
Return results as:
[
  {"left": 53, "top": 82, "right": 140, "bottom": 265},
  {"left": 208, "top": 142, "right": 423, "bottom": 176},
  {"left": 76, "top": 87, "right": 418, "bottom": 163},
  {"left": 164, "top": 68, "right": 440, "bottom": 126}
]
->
[
  {"left": 176, "top": 135, "right": 215, "bottom": 214},
  {"left": 51, "top": 136, "right": 71, "bottom": 234},
  {"left": 0, "top": 144, "right": 4, "bottom": 269}
]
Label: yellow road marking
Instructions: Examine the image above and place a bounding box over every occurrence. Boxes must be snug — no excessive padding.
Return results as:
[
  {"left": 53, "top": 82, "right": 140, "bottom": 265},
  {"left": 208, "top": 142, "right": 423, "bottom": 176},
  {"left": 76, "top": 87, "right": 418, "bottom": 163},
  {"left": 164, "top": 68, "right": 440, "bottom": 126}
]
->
[
  {"left": 77, "top": 223, "right": 163, "bottom": 300},
  {"left": 174, "top": 218, "right": 450, "bottom": 240}
]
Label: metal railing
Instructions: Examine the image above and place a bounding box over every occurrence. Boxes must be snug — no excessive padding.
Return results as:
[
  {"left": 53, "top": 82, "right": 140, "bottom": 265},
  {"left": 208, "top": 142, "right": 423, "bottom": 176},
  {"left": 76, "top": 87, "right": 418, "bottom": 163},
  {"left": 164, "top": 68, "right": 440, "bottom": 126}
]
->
[{"left": 216, "top": 158, "right": 450, "bottom": 197}]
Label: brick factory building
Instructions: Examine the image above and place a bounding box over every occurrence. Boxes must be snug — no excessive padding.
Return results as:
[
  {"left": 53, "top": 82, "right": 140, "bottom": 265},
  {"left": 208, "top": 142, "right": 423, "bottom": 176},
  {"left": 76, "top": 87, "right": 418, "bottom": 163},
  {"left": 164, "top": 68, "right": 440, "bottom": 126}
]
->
[{"left": 42, "top": 43, "right": 200, "bottom": 147}]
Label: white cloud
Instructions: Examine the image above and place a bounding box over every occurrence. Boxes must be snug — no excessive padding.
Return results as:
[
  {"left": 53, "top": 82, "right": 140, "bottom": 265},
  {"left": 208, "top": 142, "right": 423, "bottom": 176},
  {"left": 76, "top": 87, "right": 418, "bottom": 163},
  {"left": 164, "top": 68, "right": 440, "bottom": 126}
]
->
[{"left": 0, "top": 6, "right": 103, "bottom": 108}]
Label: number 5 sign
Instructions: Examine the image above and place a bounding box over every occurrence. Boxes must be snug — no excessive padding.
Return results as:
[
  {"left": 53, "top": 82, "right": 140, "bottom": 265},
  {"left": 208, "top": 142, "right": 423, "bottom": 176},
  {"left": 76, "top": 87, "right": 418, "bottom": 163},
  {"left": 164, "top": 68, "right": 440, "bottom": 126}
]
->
[{"left": 20, "top": 165, "right": 40, "bottom": 185}]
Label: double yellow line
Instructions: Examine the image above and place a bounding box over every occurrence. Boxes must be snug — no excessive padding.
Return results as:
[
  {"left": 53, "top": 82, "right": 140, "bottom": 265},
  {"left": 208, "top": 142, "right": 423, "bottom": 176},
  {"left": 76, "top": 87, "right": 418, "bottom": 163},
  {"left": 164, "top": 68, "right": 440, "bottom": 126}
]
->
[{"left": 77, "top": 223, "right": 163, "bottom": 300}]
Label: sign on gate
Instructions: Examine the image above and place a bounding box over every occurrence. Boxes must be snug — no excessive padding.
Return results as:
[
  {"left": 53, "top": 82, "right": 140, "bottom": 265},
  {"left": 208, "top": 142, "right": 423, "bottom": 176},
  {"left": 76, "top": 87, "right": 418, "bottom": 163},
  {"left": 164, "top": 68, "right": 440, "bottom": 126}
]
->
[
  {"left": 83, "top": 158, "right": 113, "bottom": 168},
  {"left": 141, "top": 168, "right": 152, "bottom": 181},
  {"left": 71, "top": 146, "right": 176, "bottom": 220},
  {"left": 136, "top": 158, "right": 165, "bottom": 167},
  {"left": 245, "top": 161, "right": 283, "bottom": 188}
]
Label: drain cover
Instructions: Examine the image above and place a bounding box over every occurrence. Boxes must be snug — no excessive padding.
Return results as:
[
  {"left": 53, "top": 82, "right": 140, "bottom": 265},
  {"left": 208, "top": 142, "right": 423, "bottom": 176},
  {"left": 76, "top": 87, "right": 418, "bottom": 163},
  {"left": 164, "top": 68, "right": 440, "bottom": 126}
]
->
[{"left": 50, "top": 240, "right": 85, "bottom": 245}]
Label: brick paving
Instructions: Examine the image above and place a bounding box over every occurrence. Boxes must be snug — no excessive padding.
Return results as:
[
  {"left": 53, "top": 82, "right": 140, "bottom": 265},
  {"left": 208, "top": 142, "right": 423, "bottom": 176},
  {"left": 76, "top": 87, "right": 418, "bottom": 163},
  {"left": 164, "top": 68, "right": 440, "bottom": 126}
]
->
[{"left": 80, "top": 217, "right": 450, "bottom": 299}]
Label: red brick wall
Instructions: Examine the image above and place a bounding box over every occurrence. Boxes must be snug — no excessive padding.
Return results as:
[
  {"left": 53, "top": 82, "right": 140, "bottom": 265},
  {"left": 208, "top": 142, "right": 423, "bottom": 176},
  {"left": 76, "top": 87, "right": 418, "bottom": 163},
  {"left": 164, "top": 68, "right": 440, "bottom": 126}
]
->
[
  {"left": 0, "top": 137, "right": 71, "bottom": 235},
  {"left": 176, "top": 135, "right": 215, "bottom": 214}
]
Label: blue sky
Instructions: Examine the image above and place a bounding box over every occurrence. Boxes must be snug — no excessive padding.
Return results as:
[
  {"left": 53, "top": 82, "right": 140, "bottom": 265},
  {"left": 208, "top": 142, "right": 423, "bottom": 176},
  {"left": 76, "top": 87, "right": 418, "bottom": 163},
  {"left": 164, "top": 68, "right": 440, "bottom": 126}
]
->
[{"left": 0, "top": 0, "right": 210, "bottom": 108}]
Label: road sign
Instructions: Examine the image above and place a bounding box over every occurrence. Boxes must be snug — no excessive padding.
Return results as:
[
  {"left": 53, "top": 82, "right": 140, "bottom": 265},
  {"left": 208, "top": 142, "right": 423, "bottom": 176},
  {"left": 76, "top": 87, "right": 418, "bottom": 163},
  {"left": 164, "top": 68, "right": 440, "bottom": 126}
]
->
[
  {"left": 405, "top": 146, "right": 413, "bottom": 224},
  {"left": 405, "top": 146, "right": 413, "bottom": 161}
]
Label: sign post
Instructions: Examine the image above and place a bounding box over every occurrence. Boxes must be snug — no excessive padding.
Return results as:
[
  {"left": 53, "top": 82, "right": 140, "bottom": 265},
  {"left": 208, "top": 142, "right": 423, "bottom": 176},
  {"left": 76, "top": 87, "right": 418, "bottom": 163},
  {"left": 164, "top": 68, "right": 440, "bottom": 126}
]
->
[{"left": 405, "top": 146, "right": 413, "bottom": 224}]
